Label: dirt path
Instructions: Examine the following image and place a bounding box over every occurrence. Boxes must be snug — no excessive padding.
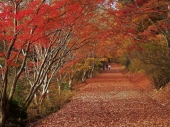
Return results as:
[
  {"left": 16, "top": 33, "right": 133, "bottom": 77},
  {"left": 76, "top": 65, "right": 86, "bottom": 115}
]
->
[{"left": 27, "top": 64, "right": 170, "bottom": 127}]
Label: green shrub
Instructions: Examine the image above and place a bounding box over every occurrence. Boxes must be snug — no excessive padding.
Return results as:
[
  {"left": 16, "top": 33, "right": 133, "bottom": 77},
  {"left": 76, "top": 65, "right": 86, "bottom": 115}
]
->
[
  {"left": 127, "top": 42, "right": 170, "bottom": 89},
  {"left": 147, "top": 66, "right": 170, "bottom": 89},
  {"left": 26, "top": 84, "right": 74, "bottom": 123},
  {"left": 127, "top": 59, "right": 144, "bottom": 72},
  {"left": 117, "top": 55, "right": 131, "bottom": 67}
]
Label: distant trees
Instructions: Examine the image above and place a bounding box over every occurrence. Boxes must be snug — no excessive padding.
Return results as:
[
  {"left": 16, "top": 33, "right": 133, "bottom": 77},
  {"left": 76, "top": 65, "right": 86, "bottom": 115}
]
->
[{"left": 106, "top": 0, "right": 170, "bottom": 89}]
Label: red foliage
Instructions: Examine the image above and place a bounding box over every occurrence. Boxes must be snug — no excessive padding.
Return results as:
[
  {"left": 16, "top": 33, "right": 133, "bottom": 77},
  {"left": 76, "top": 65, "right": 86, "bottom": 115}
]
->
[{"left": 132, "top": 0, "right": 148, "bottom": 6}]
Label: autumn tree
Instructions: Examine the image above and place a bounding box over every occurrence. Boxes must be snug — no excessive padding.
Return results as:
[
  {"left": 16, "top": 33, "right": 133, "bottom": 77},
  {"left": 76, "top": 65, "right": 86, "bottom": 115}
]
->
[
  {"left": 0, "top": 0, "right": 105, "bottom": 126},
  {"left": 105, "top": 0, "right": 170, "bottom": 88}
]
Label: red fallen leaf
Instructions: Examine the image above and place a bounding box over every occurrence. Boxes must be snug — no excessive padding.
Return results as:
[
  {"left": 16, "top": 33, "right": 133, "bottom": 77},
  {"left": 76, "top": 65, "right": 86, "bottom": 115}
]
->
[{"left": 29, "top": 64, "right": 168, "bottom": 127}]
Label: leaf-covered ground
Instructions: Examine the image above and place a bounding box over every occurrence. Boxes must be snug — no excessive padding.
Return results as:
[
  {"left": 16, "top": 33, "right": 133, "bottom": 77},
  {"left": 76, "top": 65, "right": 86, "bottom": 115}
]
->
[{"left": 27, "top": 64, "right": 170, "bottom": 127}]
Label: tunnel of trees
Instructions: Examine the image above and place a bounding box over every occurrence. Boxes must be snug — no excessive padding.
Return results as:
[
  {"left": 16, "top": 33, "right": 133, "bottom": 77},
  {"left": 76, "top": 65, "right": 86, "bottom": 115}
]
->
[{"left": 0, "top": 0, "right": 170, "bottom": 126}]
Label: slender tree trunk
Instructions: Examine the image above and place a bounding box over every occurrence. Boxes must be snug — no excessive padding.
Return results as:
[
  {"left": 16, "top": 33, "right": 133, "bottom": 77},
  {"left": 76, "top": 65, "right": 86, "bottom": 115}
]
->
[
  {"left": 68, "top": 75, "right": 74, "bottom": 89},
  {"left": 58, "top": 85, "right": 61, "bottom": 96},
  {"left": 82, "top": 71, "right": 87, "bottom": 83},
  {"left": 89, "top": 65, "right": 95, "bottom": 78}
]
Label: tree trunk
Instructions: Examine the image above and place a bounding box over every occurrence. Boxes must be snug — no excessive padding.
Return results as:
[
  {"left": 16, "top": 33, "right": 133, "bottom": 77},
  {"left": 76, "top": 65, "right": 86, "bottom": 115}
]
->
[
  {"left": 89, "top": 65, "right": 95, "bottom": 78},
  {"left": 68, "top": 75, "right": 74, "bottom": 89},
  {"left": 58, "top": 85, "right": 61, "bottom": 96},
  {"left": 82, "top": 71, "right": 87, "bottom": 83},
  {"left": 0, "top": 101, "right": 6, "bottom": 127},
  {"left": 165, "top": 32, "right": 170, "bottom": 48}
]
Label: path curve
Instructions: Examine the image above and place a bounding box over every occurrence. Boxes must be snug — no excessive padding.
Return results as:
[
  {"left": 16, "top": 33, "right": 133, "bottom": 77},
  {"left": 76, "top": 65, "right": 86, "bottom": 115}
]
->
[{"left": 27, "top": 64, "right": 170, "bottom": 127}]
